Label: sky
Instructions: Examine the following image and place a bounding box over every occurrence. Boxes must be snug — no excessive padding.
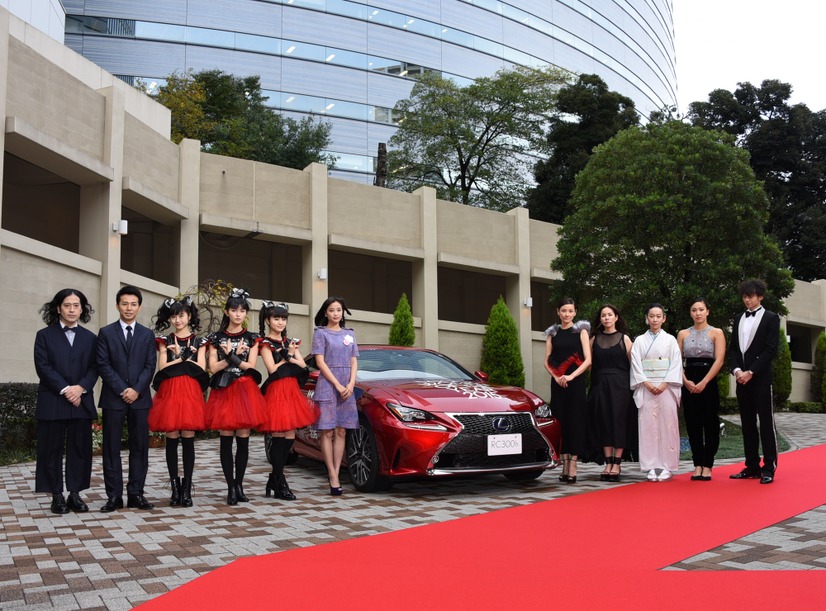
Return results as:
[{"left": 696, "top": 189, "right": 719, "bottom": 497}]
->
[{"left": 673, "top": 0, "right": 826, "bottom": 114}]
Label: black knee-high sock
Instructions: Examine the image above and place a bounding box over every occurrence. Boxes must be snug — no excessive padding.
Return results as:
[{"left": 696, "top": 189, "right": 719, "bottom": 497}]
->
[
  {"left": 220, "top": 436, "right": 234, "bottom": 486},
  {"left": 181, "top": 437, "right": 195, "bottom": 480},
  {"left": 281, "top": 438, "right": 295, "bottom": 476},
  {"left": 235, "top": 436, "right": 249, "bottom": 484},
  {"left": 165, "top": 437, "right": 180, "bottom": 480},
  {"left": 268, "top": 438, "right": 280, "bottom": 477},
  {"left": 271, "top": 437, "right": 286, "bottom": 479}
]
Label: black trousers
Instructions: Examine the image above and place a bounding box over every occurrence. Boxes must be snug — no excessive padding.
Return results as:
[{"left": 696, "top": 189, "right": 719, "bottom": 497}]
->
[
  {"left": 35, "top": 419, "right": 93, "bottom": 494},
  {"left": 102, "top": 408, "right": 149, "bottom": 498},
  {"left": 682, "top": 364, "right": 720, "bottom": 468},
  {"left": 736, "top": 381, "right": 777, "bottom": 474}
]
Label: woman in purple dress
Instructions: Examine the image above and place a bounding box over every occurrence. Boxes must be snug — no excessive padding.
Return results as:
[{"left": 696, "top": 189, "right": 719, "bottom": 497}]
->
[{"left": 311, "top": 297, "right": 359, "bottom": 495}]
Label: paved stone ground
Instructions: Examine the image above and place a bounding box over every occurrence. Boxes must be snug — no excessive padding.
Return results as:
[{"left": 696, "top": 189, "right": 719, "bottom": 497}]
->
[{"left": 1, "top": 413, "right": 824, "bottom": 609}]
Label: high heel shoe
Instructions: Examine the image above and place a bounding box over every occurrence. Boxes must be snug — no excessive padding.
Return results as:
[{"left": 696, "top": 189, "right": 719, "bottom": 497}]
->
[
  {"left": 608, "top": 457, "right": 622, "bottom": 482},
  {"left": 278, "top": 474, "right": 297, "bottom": 501},
  {"left": 226, "top": 485, "right": 238, "bottom": 506},
  {"left": 567, "top": 459, "right": 577, "bottom": 484},
  {"left": 265, "top": 474, "right": 275, "bottom": 498},
  {"left": 329, "top": 478, "right": 343, "bottom": 496},
  {"left": 600, "top": 456, "right": 612, "bottom": 482},
  {"left": 235, "top": 482, "right": 249, "bottom": 502},
  {"left": 558, "top": 456, "right": 570, "bottom": 482}
]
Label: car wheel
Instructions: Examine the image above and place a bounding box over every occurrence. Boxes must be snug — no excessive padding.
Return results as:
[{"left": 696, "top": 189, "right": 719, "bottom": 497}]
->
[
  {"left": 504, "top": 469, "right": 544, "bottom": 482},
  {"left": 346, "top": 419, "right": 390, "bottom": 492}
]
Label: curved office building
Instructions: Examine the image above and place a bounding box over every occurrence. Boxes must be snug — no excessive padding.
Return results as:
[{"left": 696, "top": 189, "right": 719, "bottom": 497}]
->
[{"left": 64, "top": 0, "right": 676, "bottom": 182}]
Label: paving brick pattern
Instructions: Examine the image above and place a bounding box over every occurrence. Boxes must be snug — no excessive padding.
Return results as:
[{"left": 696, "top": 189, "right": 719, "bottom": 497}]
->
[{"left": 1, "top": 413, "right": 824, "bottom": 609}]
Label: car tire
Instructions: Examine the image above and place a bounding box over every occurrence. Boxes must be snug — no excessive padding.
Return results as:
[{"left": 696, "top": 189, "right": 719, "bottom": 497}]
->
[
  {"left": 346, "top": 419, "right": 391, "bottom": 492},
  {"left": 504, "top": 469, "right": 544, "bottom": 482}
]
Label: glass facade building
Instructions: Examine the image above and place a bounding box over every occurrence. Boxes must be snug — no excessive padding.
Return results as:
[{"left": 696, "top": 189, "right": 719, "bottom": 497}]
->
[{"left": 64, "top": 0, "right": 676, "bottom": 182}]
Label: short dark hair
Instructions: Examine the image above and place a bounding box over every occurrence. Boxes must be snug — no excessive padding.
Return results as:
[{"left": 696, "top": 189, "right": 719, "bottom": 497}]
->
[
  {"left": 645, "top": 302, "right": 665, "bottom": 316},
  {"left": 688, "top": 297, "right": 710, "bottom": 310},
  {"left": 738, "top": 279, "right": 767, "bottom": 298},
  {"left": 556, "top": 296, "right": 576, "bottom": 310},
  {"left": 116, "top": 285, "right": 143, "bottom": 305},
  {"left": 314, "top": 296, "right": 352, "bottom": 327},
  {"left": 40, "top": 288, "right": 94, "bottom": 325}
]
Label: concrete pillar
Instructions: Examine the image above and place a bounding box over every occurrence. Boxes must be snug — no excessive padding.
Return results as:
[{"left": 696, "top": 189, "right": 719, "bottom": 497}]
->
[
  {"left": 0, "top": 10, "right": 10, "bottom": 247},
  {"left": 79, "top": 86, "right": 125, "bottom": 322},
  {"left": 508, "top": 206, "right": 534, "bottom": 389},
  {"left": 305, "top": 162, "right": 329, "bottom": 318},
  {"left": 178, "top": 138, "right": 201, "bottom": 292},
  {"left": 412, "top": 186, "right": 439, "bottom": 350}
]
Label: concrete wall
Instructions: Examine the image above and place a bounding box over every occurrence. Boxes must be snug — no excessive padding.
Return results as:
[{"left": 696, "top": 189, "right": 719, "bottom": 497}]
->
[{"left": 0, "top": 8, "right": 823, "bottom": 404}]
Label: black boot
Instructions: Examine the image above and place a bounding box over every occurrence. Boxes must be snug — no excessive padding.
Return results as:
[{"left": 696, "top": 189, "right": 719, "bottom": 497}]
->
[
  {"left": 265, "top": 473, "right": 276, "bottom": 498},
  {"left": 169, "top": 477, "right": 181, "bottom": 506},
  {"left": 227, "top": 485, "right": 238, "bottom": 506},
  {"left": 235, "top": 481, "right": 249, "bottom": 502},
  {"left": 180, "top": 477, "right": 192, "bottom": 507},
  {"left": 277, "top": 474, "right": 297, "bottom": 501}
]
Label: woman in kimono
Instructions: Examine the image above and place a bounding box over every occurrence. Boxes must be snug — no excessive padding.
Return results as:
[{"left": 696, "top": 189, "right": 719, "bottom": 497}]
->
[{"left": 630, "top": 303, "right": 683, "bottom": 481}]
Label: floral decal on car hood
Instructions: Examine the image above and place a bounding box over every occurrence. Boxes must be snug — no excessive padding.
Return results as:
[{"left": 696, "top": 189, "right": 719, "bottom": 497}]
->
[{"left": 418, "top": 380, "right": 503, "bottom": 399}]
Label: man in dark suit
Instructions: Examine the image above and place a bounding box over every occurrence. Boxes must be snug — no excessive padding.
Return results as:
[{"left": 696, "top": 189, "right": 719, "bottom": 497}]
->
[
  {"left": 34, "top": 289, "right": 99, "bottom": 514},
  {"left": 96, "top": 286, "right": 157, "bottom": 511},
  {"left": 728, "top": 279, "right": 781, "bottom": 484}
]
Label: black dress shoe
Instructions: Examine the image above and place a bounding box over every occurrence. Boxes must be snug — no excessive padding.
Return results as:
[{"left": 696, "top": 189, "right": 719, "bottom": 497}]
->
[
  {"left": 66, "top": 492, "right": 89, "bottom": 513},
  {"left": 729, "top": 468, "right": 761, "bottom": 480},
  {"left": 760, "top": 473, "right": 774, "bottom": 484},
  {"left": 51, "top": 493, "right": 69, "bottom": 514},
  {"left": 126, "top": 494, "right": 155, "bottom": 510},
  {"left": 100, "top": 497, "right": 124, "bottom": 513}
]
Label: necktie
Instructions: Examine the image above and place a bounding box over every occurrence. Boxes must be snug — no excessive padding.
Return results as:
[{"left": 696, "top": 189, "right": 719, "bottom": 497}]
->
[{"left": 126, "top": 325, "right": 133, "bottom": 351}]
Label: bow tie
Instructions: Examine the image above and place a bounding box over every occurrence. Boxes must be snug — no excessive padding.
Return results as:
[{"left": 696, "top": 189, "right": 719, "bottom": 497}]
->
[
  {"left": 63, "top": 326, "right": 76, "bottom": 333},
  {"left": 745, "top": 309, "right": 761, "bottom": 318}
]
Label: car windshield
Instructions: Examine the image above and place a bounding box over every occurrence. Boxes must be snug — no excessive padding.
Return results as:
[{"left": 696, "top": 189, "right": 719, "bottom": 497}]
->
[{"left": 354, "top": 349, "right": 476, "bottom": 382}]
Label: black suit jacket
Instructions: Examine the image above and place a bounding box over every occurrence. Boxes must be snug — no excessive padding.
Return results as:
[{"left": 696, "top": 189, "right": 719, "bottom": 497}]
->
[
  {"left": 96, "top": 321, "right": 156, "bottom": 410},
  {"left": 34, "top": 324, "right": 98, "bottom": 420},
  {"left": 728, "top": 309, "right": 780, "bottom": 385}
]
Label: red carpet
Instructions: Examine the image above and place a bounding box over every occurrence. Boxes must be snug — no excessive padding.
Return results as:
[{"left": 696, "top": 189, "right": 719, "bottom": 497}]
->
[{"left": 141, "top": 446, "right": 826, "bottom": 610}]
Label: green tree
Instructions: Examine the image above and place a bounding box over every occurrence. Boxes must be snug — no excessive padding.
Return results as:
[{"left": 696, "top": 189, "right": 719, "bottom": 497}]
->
[
  {"left": 773, "top": 327, "right": 792, "bottom": 409},
  {"left": 387, "top": 66, "right": 569, "bottom": 212},
  {"left": 480, "top": 297, "right": 525, "bottom": 386},
  {"left": 388, "top": 293, "right": 415, "bottom": 346},
  {"left": 528, "top": 74, "right": 638, "bottom": 224},
  {"left": 552, "top": 121, "right": 794, "bottom": 336},
  {"left": 687, "top": 79, "right": 826, "bottom": 281},
  {"left": 812, "top": 331, "right": 826, "bottom": 403},
  {"left": 153, "top": 70, "right": 335, "bottom": 169}
]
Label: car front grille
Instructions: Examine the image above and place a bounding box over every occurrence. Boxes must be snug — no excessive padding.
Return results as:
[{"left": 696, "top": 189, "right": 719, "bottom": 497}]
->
[{"left": 434, "top": 413, "right": 550, "bottom": 469}]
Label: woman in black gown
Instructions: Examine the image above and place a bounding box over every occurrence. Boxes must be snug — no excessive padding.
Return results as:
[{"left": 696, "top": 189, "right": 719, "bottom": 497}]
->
[
  {"left": 588, "top": 305, "right": 633, "bottom": 482},
  {"left": 544, "top": 297, "right": 591, "bottom": 483}
]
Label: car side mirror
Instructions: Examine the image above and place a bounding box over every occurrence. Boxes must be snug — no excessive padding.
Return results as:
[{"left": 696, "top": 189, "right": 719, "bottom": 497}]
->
[{"left": 475, "top": 370, "right": 489, "bottom": 382}]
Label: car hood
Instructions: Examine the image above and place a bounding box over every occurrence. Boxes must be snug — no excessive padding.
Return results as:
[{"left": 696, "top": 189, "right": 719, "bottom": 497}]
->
[{"left": 361, "top": 379, "right": 536, "bottom": 413}]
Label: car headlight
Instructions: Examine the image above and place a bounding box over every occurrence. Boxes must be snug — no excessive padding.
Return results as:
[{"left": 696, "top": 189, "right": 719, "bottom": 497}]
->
[
  {"left": 535, "top": 402, "right": 552, "bottom": 419},
  {"left": 386, "top": 402, "right": 448, "bottom": 431}
]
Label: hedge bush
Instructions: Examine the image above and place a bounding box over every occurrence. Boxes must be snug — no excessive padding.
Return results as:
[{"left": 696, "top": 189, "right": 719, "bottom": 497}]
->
[
  {"left": 388, "top": 292, "right": 415, "bottom": 346},
  {"left": 0, "top": 382, "right": 38, "bottom": 454},
  {"left": 788, "top": 402, "right": 824, "bottom": 414},
  {"left": 772, "top": 327, "right": 792, "bottom": 409},
  {"left": 480, "top": 296, "right": 525, "bottom": 387}
]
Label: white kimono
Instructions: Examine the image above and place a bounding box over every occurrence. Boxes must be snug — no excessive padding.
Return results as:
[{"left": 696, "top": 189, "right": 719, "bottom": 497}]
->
[{"left": 630, "top": 330, "right": 683, "bottom": 472}]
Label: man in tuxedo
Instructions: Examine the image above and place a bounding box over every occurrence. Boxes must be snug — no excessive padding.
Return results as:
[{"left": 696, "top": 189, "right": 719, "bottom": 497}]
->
[
  {"left": 34, "top": 289, "right": 98, "bottom": 514},
  {"left": 728, "top": 279, "right": 780, "bottom": 484},
  {"left": 96, "top": 286, "right": 157, "bottom": 511}
]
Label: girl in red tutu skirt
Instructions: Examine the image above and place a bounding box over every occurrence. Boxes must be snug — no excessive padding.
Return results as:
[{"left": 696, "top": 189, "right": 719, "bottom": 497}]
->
[
  {"left": 205, "top": 288, "right": 264, "bottom": 506},
  {"left": 150, "top": 296, "right": 208, "bottom": 507},
  {"left": 259, "top": 301, "right": 318, "bottom": 500}
]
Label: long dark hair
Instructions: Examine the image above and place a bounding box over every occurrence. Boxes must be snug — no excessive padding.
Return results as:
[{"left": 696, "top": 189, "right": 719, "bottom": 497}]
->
[
  {"left": 592, "top": 303, "right": 627, "bottom": 335},
  {"left": 153, "top": 296, "right": 201, "bottom": 333},
  {"left": 218, "top": 288, "right": 251, "bottom": 332},
  {"left": 39, "top": 289, "right": 93, "bottom": 326},
  {"left": 314, "top": 296, "right": 352, "bottom": 327},
  {"left": 259, "top": 301, "right": 289, "bottom": 338}
]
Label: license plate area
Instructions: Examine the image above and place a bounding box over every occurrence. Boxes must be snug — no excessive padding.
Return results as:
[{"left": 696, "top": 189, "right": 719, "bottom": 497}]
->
[{"left": 487, "top": 433, "right": 522, "bottom": 456}]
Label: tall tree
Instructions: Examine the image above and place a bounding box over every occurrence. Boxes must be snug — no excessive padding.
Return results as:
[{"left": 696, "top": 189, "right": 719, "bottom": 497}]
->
[
  {"left": 552, "top": 121, "right": 794, "bottom": 336},
  {"left": 387, "top": 66, "right": 569, "bottom": 212},
  {"left": 153, "top": 70, "right": 335, "bottom": 170},
  {"left": 480, "top": 297, "right": 525, "bottom": 386},
  {"left": 528, "top": 74, "right": 638, "bottom": 224},
  {"left": 687, "top": 79, "right": 826, "bottom": 280}
]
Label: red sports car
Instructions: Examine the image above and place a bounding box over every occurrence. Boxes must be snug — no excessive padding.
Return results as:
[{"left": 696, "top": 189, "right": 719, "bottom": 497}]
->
[{"left": 295, "top": 345, "right": 560, "bottom": 492}]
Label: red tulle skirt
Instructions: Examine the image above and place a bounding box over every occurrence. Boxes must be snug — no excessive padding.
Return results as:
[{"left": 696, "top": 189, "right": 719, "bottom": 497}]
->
[
  {"left": 205, "top": 375, "right": 265, "bottom": 431},
  {"left": 259, "top": 377, "right": 319, "bottom": 433},
  {"left": 149, "top": 376, "right": 207, "bottom": 432}
]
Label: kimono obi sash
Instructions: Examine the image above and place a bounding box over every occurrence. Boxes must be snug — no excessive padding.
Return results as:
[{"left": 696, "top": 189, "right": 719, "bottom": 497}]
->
[{"left": 642, "top": 357, "right": 670, "bottom": 382}]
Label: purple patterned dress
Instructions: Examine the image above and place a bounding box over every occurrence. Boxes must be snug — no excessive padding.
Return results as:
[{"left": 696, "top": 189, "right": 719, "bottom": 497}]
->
[{"left": 310, "top": 326, "right": 359, "bottom": 430}]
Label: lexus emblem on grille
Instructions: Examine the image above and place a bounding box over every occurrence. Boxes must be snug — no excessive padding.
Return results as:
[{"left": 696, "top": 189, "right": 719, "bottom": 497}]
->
[{"left": 492, "top": 417, "right": 512, "bottom": 433}]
